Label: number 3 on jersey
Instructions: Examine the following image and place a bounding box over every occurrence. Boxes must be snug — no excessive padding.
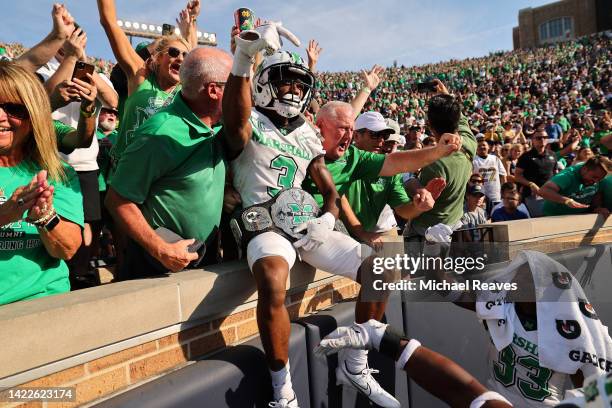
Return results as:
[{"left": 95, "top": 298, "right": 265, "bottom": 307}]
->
[{"left": 267, "top": 155, "right": 298, "bottom": 197}]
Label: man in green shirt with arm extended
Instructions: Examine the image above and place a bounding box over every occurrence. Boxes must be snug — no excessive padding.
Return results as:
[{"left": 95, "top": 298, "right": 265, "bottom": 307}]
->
[
  {"left": 337, "top": 112, "right": 444, "bottom": 245},
  {"left": 105, "top": 48, "right": 232, "bottom": 279},
  {"left": 404, "top": 80, "right": 477, "bottom": 239},
  {"left": 539, "top": 157, "right": 610, "bottom": 217}
]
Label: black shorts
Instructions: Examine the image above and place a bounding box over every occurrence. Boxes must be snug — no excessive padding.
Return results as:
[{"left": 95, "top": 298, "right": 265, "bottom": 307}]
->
[{"left": 77, "top": 170, "right": 101, "bottom": 222}]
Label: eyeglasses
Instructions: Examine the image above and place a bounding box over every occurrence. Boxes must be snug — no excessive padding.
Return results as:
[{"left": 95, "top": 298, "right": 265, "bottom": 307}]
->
[
  {"left": 208, "top": 81, "right": 226, "bottom": 88},
  {"left": 534, "top": 136, "right": 547, "bottom": 141},
  {"left": 366, "top": 130, "right": 391, "bottom": 141},
  {"left": 0, "top": 102, "right": 28, "bottom": 120},
  {"left": 167, "top": 47, "right": 188, "bottom": 58},
  {"left": 470, "top": 179, "right": 484, "bottom": 184}
]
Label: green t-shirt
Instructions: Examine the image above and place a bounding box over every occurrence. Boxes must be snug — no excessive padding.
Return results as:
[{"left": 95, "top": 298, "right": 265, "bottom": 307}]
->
[
  {"left": 542, "top": 163, "right": 600, "bottom": 216},
  {"left": 0, "top": 162, "right": 84, "bottom": 305},
  {"left": 412, "top": 115, "right": 477, "bottom": 234},
  {"left": 96, "top": 129, "right": 118, "bottom": 192},
  {"left": 110, "top": 74, "right": 180, "bottom": 169},
  {"left": 54, "top": 120, "right": 75, "bottom": 154},
  {"left": 304, "top": 145, "right": 386, "bottom": 204},
  {"left": 110, "top": 93, "right": 225, "bottom": 242},
  {"left": 345, "top": 174, "right": 410, "bottom": 232},
  {"left": 558, "top": 117, "right": 571, "bottom": 132}
]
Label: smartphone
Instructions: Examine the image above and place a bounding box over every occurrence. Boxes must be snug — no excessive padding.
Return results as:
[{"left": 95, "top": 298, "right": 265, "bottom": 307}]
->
[
  {"left": 162, "top": 23, "right": 175, "bottom": 36},
  {"left": 155, "top": 227, "right": 207, "bottom": 268},
  {"left": 72, "top": 61, "right": 94, "bottom": 83},
  {"left": 415, "top": 81, "right": 438, "bottom": 92}
]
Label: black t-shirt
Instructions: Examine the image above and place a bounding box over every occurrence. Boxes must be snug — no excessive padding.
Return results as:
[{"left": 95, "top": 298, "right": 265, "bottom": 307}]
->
[{"left": 516, "top": 148, "right": 557, "bottom": 196}]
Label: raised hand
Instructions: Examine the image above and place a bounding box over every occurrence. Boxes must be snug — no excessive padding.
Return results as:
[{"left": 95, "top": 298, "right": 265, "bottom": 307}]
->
[
  {"left": 63, "top": 27, "right": 87, "bottom": 60},
  {"left": 51, "top": 3, "right": 75, "bottom": 41},
  {"left": 306, "top": 39, "right": 322, "bottom": 71},
  {"left": 361, "top": 65, "right": 384, "bottom": 91},
  {"left": 50, "top": 80, "right": 82, "bottom": 109},
  {"left": 432, "top": 78, "right": 449, "bottom": 95}
]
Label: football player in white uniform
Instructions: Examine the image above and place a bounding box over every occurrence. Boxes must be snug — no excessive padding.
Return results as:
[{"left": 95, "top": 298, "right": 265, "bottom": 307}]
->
[{"left": 221, "top": 22, "right": 461, "bottom": 407}]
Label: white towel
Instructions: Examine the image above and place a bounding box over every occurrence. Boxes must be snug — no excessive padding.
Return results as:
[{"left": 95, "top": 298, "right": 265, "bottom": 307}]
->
[{"left": 476, "top": 250, "right": 612, "bottom": 375}]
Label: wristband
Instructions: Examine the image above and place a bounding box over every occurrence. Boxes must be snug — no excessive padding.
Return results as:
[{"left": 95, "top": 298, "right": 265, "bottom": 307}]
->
[
  {"left": 396, "top": 339, "right": 421, "bottom": 369},
  {"left": 361, "top": 86, "right": 371, "bottom": 94},
  {"left": 470, "top": 391, "right": 512, "bottom": 408},
  {"left": 564, "top": 198, "right": 573, "bottom": 206},
  {"left": 529, "top": 182, "right": 538, "bottom": 189}
]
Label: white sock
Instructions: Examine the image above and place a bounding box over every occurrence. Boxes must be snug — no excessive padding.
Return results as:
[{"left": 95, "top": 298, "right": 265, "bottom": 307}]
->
[
  {"left": 270, "top": 363, "right": 294, "bottom": 400},
  {"left": 344, "top": 348, "right": 368, "bottom": 374}
]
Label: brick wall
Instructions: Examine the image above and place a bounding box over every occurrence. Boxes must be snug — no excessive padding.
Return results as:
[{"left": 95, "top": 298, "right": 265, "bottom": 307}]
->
[{"left": 3, "top": 278, "right": 359, "bottom": 408}]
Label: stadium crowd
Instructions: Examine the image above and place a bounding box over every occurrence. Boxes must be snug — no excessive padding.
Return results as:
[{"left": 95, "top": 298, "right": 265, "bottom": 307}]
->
[{"left": 0, "top": 1, "right": 611, "bottom": 407}]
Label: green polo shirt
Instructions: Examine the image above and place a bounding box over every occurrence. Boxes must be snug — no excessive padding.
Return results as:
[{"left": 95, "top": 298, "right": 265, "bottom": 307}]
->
[
  {"left": 110, "top": 93, "right": 226, "bottom": 242},
  {"left": 304, "top": 145, "right": 386, "bottom": 204},
  {"left": 543, "top": 163, "right": 600, "bottom": 216},
  {"left": 412, "top": 115, "right": 477, "bottom": 234},
  {"left": 345, "top": 174, "right": 410, "bottom": 232}
]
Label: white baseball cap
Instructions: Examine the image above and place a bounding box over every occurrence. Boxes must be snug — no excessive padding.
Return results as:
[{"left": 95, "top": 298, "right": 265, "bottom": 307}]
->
[
  {"left": 385, "top": 118, "right": 402, "bottom": 143},
  {"left": 355, "top": 111, "right": 394, "bottom": 133}
]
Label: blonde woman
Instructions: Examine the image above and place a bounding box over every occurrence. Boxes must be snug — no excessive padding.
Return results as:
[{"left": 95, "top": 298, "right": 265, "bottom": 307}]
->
[
  {"left": 97, "top": 0, "right": 195, "bottom": 168},
  {"left": 0, "top": 62, "right": 83, "bottom": 305}
]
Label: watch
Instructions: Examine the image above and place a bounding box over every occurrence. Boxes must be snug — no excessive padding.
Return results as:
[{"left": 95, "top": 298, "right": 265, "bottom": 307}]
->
[
  {"left": 37, "top": 213, "right": 60, "bottom": 232},
  {"left": 42, "top": 213, "right": 60, "bottom": 232}
]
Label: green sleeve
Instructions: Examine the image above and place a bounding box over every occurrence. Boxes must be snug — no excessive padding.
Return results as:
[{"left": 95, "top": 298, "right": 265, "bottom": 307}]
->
[
  {"left": 549, "top": 167, "right": 575, "bottom": 194},
  {"left": 418, "top": 160, "right": 446, "bottom": 186},
  {"left": 457, "top": 114, "right": 477, "bottom": 159},
  {"left": 388, "top": 174, "right": 411, "bottom": 208},
  {"left": 54, "top": 164, "right": 84, "bottom": 228},
  {"left": 54, "top": 120, "right": 76, "bottom": 154},
  {"left": 110, "top": 134, "right": 176, "bottom": 204},
  {"left": 353, "top": 149, "right": 386, "bottom": 181}
]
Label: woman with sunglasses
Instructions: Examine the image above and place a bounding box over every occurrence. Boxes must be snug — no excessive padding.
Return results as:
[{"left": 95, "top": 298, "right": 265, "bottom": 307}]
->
[
  {"left": 0, "top": 62, "right": 83, "bottom": 305},
  {"left": 97, "top": 0, "right": 193, "bottom": 169}
]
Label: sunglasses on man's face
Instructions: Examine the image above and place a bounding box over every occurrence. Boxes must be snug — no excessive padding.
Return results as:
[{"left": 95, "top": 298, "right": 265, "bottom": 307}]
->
[
  {"left": 534, "top": 136, "right": 547, "bottom": 141},
  {"left": 0, "top": 102, "right": 28, "bottom": 120},
  {"left": 367, "top": 130, "right": 391, "bottom": 141},
  {"left": 167, "top": 47, "right": 188, "bottom": 59}
]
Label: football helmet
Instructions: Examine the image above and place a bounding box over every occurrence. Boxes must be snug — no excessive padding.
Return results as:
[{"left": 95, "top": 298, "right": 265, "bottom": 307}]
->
[{"left": 252, "top": 50, "right": 315, "bottom": 118}]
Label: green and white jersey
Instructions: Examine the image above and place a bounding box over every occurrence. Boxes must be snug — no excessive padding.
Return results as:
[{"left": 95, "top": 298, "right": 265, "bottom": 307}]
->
[
  {"left": 487, "top": 304, "right": 572, "bottom": 407},
  {"left": 231, "top": 109, "right": 324, "bottom": 207}
]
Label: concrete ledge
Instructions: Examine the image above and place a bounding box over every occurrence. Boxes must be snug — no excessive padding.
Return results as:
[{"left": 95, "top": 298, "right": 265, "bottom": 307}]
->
[
  {"left": 0, "top": 260, "right": 337, "bottom": 380},
  {"left": 491, "top": 214, "right": 611, "bottom": 242}
]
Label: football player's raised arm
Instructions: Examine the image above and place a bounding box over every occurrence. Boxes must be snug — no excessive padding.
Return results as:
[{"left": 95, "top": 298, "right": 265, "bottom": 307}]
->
[
  {"left": 307, "top": 156, "right": 340, "bottom": 219},
  {"left": 222, "top": 69, "right": 253, "bottom": 158}
]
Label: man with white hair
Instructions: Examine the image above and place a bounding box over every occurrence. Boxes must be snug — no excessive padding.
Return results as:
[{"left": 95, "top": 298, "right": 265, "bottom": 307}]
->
[{"left": 106, "top": 47, "right": 232, "bottom": 279}]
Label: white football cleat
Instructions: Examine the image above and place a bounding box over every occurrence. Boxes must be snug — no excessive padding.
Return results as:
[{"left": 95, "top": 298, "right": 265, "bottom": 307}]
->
[
  {"left": 336, "top": 350, "right": 400, "bottom": 408},
  {"left": 268, "top": 393, "right": 299, "bottom": 408}
]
